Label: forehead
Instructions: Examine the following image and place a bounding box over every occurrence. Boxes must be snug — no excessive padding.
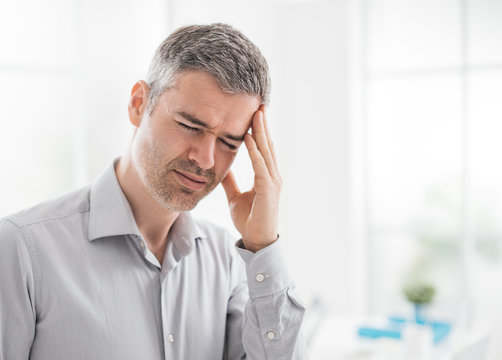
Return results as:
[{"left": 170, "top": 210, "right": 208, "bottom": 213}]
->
[{"left": 159, "top": 71, "right": 261, "bottom": 131}]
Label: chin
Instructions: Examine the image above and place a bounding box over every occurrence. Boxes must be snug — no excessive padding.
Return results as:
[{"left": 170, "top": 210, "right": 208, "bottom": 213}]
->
[
  {"left": 157, "top": 193, "right": 204, "bottom": 212},
  {"left": 170, "top": 201, "right": 198, "bottom": 212}
]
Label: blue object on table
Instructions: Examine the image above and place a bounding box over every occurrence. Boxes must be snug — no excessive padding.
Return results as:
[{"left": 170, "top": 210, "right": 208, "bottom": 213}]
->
[
  {"left": 358, "top": 326, "right": 402, "bottom": 340},
  {"left": 357, "top": 316, "right": 451, "bottom": 344}
]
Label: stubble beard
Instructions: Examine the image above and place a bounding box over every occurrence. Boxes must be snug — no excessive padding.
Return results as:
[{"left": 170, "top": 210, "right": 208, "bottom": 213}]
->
[{"left": 143, "top": 154, "right": 219, "bottom": 212}]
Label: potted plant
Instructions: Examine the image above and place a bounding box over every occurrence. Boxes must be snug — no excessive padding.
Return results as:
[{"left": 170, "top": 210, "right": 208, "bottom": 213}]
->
[{"left": 403, "top": 282, "right": 436, "bottom": 324}]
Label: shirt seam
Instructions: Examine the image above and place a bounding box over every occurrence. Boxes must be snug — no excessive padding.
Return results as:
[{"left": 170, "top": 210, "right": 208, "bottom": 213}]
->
[
  {"left": 5, "top": 206, "right": 89, "bottom": 229},
  {"left": 2, "top": 219, "right": 40, "bottom": 321}
]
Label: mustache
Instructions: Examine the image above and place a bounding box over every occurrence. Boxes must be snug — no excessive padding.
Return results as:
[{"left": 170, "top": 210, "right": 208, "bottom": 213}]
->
[{"left": 167, "top": 159, "right": 216, "bottom": 182}]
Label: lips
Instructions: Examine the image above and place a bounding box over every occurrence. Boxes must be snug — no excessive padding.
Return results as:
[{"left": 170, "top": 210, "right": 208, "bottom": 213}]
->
[{"left": 173, "top": 170, "right": 207, "bottom": 191}]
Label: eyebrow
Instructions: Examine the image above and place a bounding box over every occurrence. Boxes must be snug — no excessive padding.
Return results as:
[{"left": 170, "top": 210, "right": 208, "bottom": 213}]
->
[{"left": 176, "top": 111, "right": 246, "bottom": 142}]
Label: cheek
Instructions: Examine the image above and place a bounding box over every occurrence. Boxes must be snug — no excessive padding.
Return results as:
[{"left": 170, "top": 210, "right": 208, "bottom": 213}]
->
[
  {"left": 215, "top": 151, "right": 237, "bottom": 175},
  {"left": 132, "top": 126, "right": 154, "bottom": 163},
  {"left": 151, "top": 129, "right": 190, "bottom": 159}
]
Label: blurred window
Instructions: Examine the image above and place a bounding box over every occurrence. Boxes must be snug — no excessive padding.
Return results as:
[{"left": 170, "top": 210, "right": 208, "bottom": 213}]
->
[
  {"left": 0, "top": 0, "right": 167, "bottom": 217},
  {"left": 362, "top": 0, "right": 502, "bottom": 334}
]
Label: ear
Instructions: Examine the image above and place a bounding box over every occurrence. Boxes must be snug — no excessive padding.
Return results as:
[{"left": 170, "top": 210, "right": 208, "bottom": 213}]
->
[{"left": 128, "top": 80, "right": 150, "bottom": 128}]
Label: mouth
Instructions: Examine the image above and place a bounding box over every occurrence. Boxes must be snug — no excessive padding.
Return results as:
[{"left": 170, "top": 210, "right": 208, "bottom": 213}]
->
[{"left": 173, "top": 170, "right": 207, "bottom": 191}]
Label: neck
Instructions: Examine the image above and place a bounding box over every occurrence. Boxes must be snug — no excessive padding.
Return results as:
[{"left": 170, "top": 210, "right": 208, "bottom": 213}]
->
[{"left": 115, "top": 152, "right": 179, "bottom": 261}]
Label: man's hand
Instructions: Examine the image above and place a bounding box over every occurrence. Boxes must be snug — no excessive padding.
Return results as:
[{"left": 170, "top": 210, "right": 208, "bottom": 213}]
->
[{"left": 221, "top": 105, "right": 282, "bottom": 253}]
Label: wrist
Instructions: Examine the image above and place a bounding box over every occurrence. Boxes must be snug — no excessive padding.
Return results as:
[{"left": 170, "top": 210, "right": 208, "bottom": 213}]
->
[{"left": 241, "top": 234, "right": 279, "bottom": 253}]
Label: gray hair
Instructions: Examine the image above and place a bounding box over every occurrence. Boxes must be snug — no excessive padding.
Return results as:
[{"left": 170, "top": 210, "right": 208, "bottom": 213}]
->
[{"left": 145, "top": 23, "right": 270, "bottom": 114}]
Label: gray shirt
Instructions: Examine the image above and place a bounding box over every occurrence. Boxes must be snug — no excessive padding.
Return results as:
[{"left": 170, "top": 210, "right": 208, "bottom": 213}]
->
[{"left": 0, "top": 160, "right": 307, "bottom": 360}]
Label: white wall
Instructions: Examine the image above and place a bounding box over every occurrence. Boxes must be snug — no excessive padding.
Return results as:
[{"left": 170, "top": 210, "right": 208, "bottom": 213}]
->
[{"left": 0, "top": 0, "right": 169, "bottom": 211}]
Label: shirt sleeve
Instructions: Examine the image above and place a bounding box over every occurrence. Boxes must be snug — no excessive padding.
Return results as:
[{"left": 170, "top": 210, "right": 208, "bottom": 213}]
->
[
  {"left": 225, "top": 238, "right": 309, "bottom": 360},
  {"left": 0, "top": 219, "right": 36, "bottom": 360}
]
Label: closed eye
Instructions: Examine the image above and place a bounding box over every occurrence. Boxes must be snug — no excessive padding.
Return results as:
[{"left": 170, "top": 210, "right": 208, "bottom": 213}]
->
[
  {"left": 178, "top": 120, "right": 238, "bottom": 151},
  {"left": 218, "top": 138, "right": 238, "bottom": 151},
  {"left": 177, "top": 122, "right": 201, "bottom": 132}
]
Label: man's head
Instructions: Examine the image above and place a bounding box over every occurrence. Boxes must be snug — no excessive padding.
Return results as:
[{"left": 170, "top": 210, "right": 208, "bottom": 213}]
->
[
  {"left": 145, "top": 23, "right": 270, "bottom": 115},
  {"left": 127, "top": 24, "right": 269, "bottom": 212}
]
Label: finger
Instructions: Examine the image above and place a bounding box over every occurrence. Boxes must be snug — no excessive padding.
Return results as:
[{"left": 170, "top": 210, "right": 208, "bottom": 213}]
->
[
  {"left": 244, "top": 133, "right": 269, "bottom": 178},
  {"left": 221, "top": 170, "right": 241, "bottom": 203},
  {"left": 259, "top": 105, "right": 273, "bottom": 149},
  {"left": 259, "top": 105, "right": 279, "bottom": 171},
  {"left": 252, "top": 111, "right": 277, "bottom": 178}
]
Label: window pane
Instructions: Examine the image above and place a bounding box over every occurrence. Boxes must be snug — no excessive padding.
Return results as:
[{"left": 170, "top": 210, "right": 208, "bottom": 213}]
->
[
  {"left": 366, "top": 0, "right": 462, "bottom": 72},
  {"left": 467, "top": 0, "right": 502, "bottom": 65},
  {"left": 468, "top": 70, "right": 502, "bottom": 260},
  {"left": 468, "top": 71, "right": 502, "bottom": 359},
  {"left": 367, "top": 75, "right": 463, "bottom": 231},
  {"left": 367, "top": 75, "right": 462, "bottom": 315},
  {"left": 366, "top": 75, "right": 464, "bottom": 314}
]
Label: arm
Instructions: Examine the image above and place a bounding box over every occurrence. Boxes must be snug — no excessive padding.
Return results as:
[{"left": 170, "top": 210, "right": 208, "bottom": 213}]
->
[
  {"left": 0, "top": 220, "right": 36, "bottom": 360},
  {"left": 222, "top": 106, "right": 309, "bottom": 359},
  {"left": 223, "top": 239, "right": 308, "bottom": 360}
]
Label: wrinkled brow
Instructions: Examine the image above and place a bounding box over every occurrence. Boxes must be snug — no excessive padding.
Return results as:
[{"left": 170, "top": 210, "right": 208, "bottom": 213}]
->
[{"left": 176, "top": 111, "right": 246, "bottom": 142}]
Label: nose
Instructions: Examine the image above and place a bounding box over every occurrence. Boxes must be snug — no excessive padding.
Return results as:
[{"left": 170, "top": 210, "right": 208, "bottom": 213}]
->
[{"left": 188, "top": 133, "right": 216, "bottom": 170}]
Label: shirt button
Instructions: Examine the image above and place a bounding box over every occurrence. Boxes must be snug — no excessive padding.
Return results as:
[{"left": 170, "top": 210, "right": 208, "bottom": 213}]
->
[
  {"left": 267, "top": 331, "right": 276, "bottom": 339},
  {"left": 168, "top": 333, "right": 174, "bottom": 343},
  {"left": 255, "top": 273, "right": 265, "bottom": 282}
]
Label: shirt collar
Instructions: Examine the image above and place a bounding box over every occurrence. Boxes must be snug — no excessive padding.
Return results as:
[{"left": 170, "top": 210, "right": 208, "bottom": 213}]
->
[
  {"left": 169, "top": 210, "right": 202, "bottom": 257},
  {"left": 88, "top": 158, "right": 204, "bottom": 252},
  {"left": 88, "top": 158, "right": 142, "bottom": 241}
]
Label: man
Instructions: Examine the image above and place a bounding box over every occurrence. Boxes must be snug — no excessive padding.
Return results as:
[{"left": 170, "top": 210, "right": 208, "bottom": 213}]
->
[{"left": 0, "top": 24, "right": 307, "bottom": 359}]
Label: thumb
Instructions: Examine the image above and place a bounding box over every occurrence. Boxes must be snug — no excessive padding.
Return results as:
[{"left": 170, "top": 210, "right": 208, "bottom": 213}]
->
[{"left": 221, "top": 170, "right": 240, "bottom": 203}]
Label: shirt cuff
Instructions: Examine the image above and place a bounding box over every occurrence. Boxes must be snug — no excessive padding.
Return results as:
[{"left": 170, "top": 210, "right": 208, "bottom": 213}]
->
[{"left": 235, "top": 238, "right": 292, "bottom": 298}]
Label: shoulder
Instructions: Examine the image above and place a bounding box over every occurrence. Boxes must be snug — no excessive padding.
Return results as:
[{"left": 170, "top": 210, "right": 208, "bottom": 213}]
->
[
  {"left": 0, "top": 218, "right": 33, "bottom": 276},
  {"left": 1, "top": 186, "right": 90, "bottom": 229},
  {"left": 0, "top": 218, "right": 25, "bottom": 245}
]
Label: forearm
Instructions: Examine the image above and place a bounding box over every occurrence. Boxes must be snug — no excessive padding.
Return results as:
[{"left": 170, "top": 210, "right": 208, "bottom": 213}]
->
[{"left": 237, "top": 239, "right": 309, "bottom": 360}]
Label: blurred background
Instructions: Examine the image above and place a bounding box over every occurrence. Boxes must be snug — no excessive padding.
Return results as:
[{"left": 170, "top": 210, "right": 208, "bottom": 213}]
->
[{"left": 1, "top": 0, "right": 501, "bottom": 359}]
